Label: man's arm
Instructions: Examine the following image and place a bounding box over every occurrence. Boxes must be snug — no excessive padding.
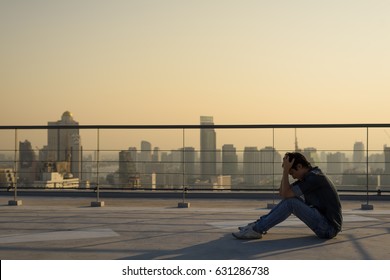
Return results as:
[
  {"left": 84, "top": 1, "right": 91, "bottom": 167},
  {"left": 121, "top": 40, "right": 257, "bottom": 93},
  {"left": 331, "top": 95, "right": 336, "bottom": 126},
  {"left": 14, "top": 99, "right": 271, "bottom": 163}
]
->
[{"left": 279, "top": 155, "right": 296, "bottom": 198}]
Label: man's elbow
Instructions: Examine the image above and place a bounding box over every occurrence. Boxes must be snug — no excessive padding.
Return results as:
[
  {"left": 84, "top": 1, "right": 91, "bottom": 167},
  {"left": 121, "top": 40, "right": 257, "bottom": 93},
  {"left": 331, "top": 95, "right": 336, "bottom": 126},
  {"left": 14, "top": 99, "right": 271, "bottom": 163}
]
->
[{"left": 279, "top": 188, "right": 295, "bottom": 198}]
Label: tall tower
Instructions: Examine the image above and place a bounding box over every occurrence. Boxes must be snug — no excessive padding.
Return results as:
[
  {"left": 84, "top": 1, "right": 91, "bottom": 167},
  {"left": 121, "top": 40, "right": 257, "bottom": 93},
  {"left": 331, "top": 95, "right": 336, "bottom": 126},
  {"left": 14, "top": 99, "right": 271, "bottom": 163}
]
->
[
  {"left": 47, "top": 111, "right": 82, "bottom": 178},
  {"left": 139, "top": 140, "right": 152, "bottom": 174},
  {"left": 200, "top": 116, "right": 216, "bottom": 181},
  {"left": 353, "top": 141, "right": 365, "bottom": 171}
]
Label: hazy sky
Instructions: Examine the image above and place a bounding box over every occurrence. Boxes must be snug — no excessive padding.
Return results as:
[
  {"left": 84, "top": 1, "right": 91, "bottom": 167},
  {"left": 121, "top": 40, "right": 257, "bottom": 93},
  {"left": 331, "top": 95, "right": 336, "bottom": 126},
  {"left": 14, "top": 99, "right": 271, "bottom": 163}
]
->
[{"left": 1, "top": 0, "right": 390, "bottom": 151}]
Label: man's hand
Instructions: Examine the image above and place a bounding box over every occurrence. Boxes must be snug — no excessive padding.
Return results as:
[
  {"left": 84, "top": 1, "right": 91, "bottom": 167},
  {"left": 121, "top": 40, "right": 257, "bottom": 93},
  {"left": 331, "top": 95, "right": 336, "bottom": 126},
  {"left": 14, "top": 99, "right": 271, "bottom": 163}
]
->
[
  {"left": 279, "top": 154, "right": 295, "bottom": 198},
  {"left": 282, "top": 154, "right": 295, "bottom": 174}
]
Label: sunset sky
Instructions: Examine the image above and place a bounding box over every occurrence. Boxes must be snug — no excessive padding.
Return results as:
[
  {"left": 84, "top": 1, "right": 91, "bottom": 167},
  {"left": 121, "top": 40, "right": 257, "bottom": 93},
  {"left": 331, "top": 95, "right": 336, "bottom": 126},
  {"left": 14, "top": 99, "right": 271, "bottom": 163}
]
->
[{"left": 1, "top": 0, "right": 390, "bottom": 151}]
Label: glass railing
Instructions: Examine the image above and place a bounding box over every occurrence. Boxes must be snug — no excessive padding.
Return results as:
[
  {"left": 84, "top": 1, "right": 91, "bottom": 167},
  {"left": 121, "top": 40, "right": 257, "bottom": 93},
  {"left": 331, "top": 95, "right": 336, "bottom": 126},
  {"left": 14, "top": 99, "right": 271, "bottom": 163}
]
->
[{"left": 1, "top": 124, "right": 389, "bottom": 207}]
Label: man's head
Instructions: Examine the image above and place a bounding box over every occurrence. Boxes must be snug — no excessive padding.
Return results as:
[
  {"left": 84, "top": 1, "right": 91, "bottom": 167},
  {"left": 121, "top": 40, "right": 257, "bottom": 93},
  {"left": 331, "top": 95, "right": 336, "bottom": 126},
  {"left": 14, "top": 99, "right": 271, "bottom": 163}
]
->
[{"left": 284, "top": 152, "right": 312, "bottom": 179}]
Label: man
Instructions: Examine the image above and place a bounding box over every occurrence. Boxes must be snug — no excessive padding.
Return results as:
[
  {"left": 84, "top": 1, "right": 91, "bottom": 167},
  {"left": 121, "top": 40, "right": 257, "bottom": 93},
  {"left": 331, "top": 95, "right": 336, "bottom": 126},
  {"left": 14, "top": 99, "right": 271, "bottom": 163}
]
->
[{"left": 233, "top": 152, "right": 342, "bottom": 239}]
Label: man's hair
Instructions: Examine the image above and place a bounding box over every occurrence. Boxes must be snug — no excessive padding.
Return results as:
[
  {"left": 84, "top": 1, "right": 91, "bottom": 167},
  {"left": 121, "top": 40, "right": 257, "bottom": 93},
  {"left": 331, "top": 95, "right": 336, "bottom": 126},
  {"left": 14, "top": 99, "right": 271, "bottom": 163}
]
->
[{"left": 285, "top": 152, "right": 312, "bottom": 170}]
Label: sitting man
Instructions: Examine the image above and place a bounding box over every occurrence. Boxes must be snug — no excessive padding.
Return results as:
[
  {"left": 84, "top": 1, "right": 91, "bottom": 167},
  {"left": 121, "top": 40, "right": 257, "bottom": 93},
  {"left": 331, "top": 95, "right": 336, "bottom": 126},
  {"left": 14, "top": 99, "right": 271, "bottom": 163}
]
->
[{"left": 233, "top": 152, "right": 342, "bottom": 240}]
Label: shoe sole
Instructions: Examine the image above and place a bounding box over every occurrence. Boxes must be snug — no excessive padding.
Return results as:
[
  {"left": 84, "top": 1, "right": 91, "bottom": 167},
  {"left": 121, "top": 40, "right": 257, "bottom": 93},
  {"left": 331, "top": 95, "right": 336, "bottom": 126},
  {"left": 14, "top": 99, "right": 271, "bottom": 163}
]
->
[{"left": 237, "top": 227, "right": 267, "bottom": 235}]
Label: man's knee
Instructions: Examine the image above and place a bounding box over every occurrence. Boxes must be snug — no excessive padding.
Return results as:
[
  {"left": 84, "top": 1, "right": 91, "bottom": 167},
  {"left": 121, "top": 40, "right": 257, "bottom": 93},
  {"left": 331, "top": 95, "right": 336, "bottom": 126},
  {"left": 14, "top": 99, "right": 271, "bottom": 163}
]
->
[
  {"left": 281, "top": 197, "right": 305, "bottom": 212},
  {"left": 282, "top": 197, "right": 301, "bottom": 205}
]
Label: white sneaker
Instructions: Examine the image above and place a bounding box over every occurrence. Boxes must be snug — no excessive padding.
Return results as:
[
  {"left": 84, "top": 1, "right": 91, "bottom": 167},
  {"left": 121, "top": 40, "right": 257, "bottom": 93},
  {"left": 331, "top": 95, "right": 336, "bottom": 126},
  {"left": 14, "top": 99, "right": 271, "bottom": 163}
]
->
[
  {"left": 232, "top": 227, "right": 262, "bottom": 239},
  {"left": 238, "top": 221, "right": 256, "bottom": 231}
]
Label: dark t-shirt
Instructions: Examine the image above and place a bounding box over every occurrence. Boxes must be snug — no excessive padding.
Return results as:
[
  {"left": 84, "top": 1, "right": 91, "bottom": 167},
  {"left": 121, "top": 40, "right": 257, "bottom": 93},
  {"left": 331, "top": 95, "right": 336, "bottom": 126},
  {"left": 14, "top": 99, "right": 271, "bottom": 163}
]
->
[{"left": 292, "top": 167, "right": 342, "bottom": 232}]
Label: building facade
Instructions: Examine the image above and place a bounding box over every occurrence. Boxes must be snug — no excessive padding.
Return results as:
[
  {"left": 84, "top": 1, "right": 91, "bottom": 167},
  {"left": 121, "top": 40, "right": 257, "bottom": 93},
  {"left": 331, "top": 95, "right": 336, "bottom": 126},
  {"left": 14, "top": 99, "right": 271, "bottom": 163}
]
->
[
  {"left": 118, "top": 148, "right": 138, "bottom": 187},
  {"left": 18, "top": 140, "right": 38, "bottom": 186},
  {"left": 222, "top": 144, "right": 238, "bottom": 178},
  {"left": 46, "top": 111, "right": 82, "bottom": 179},
  {"left": 243, "top": 146, "right": 260, "bottom": 186},
  {"left": 200, "top": 116, "right": 216, "bottom": 181}
]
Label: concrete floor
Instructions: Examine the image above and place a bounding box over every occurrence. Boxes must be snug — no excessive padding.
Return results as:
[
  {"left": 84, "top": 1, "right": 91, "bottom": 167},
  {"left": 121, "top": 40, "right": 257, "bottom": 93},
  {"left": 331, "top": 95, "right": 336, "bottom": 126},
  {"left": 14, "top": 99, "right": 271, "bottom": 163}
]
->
[{"left": 0, "top": 196, "right": 389, "bottom": 260}]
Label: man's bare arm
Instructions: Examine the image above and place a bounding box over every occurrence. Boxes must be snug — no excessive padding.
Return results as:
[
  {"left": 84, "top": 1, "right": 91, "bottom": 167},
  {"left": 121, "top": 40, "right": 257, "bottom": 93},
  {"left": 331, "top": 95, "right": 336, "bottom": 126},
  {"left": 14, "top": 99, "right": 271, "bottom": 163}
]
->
[{"left": 279, "top": 155, "right": 296, "bottom": 198}]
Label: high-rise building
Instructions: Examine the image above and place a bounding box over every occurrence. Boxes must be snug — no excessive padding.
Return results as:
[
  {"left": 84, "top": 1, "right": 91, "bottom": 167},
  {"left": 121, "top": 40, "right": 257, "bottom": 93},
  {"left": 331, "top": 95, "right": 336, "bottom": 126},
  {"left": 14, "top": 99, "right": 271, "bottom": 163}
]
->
[
  {"left": 118, "top": 148, "right": 137, "bottom": 187},
  {"left": 46, "top": 111, "right": 82, "bottom": 178},
  {"left": 139, "top": 140, "right": 152, "bottom": 174},
  {"left": 303, "top": 147, "right": 319, "bottom": 166},
  {"left": 259, "top": 146, "right": 281, "bottom": 185},
  {"left": 243, "top": 147, "right": 260, "bottom": 186},
  {"left": 222, "top": 144, "right": 238, "bottom": 178},
  {"left": 382, "top": 145, "right": 390, "bottom": 185},
  {"left": 327, "top": 152, "right": 346, "bottom": 175},
  {"left": 180, "top": 147, "right": 196, "bottom": 184},
  {"left": 19, "top": 140, "right": 38, "bottom": 186},
  {"left": 353, "top": 141, "right": 365, "bottom": 171},
  {"left": 152, "top": 147, "right": 160, "bottom": 162},
  {"left": 327, "top": 152, "right": 347, "bottom": 184},
  {"left": 200, "top": 116, "right": 216, "bottom": 181}
]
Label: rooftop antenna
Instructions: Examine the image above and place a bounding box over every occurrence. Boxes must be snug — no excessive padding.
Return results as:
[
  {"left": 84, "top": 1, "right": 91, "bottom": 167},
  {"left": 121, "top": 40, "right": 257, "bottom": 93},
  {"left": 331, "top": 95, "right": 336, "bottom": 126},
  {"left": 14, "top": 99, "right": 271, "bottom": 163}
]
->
[{"left": 294, "top": 128, "right": 299, "bottom": 152}]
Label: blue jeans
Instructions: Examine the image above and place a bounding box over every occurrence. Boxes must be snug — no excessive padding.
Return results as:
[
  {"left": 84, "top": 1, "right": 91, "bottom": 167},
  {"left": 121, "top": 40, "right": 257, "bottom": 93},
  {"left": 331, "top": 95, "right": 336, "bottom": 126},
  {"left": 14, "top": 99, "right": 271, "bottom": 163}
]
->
[{"left": 253, "top": 197, "right": 338, "bottom": 239}]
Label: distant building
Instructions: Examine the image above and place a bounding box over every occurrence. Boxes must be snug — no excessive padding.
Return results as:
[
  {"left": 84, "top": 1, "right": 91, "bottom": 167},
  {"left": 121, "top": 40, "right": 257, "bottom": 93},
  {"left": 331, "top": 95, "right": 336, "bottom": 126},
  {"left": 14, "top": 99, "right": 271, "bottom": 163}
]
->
[
  {"left": 33, "top": 161, "right": 80, "bottom": 188},
  {"left": 151, "top": 147, "right": 166, "bottom": 188},
  {"left": 243, "top": 147, "right": 260, "bottom": 186},
  {"left": 259, "top": 146, "right": 281, "bottom": 185},
  {"left": 327, "top": 152, "right": 347, "bottom": 175},
  {"left": 0, "top": 168, "right": 15, "bottom": 190},
  {"left": 139, "top": 140, "right": 152, "bottom": 174},
  {"left": 327, "top": 152, "right": 347, "bottom": 185},
  {"left": 45, "top": 111, "right": 82, "bottom": 179},
  {"left": 200, "top": 116, "right": 216, "bottom": 181},
  {"left": 118, "top": 148, "right": 138, "bottom": 188},
  {"left": 139, "top": 140, "right": 152, "bottom": 187},
  {"left": 180, "top": 147, "right": 196, "bottom": 184},
  {"left": 19, "top": 140, "right": 38, "bottom": 186},
  {"left": 353, "top": 141, "right": 365, "bottom": 171},
  {"left": 213, "top": 175, "right": 232, "bottom": 190},
  {"left": 302, "top": 147, "right": 319, "bottom": 166},
  {"left": 222, "top": 144, "right": 238, "bottom": 178},
  {"left": 33, "top": 171, "right": 80, "bottom": 189},
  {"left": 382, "top": 145, "right": 390, "bottom": 186}
]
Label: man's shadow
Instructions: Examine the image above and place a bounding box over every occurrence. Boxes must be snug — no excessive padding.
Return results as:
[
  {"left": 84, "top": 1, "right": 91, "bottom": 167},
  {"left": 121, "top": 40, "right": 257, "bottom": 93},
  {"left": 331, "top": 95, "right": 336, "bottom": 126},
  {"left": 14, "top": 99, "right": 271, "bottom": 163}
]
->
[{"left": 118, "top": 233, "right": 330, "bottom": 260}]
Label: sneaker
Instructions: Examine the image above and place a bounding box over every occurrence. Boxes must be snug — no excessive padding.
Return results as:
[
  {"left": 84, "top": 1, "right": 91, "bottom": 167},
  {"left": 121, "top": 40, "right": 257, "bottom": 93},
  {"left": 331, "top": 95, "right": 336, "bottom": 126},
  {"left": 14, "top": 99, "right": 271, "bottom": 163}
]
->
[
  {"left": 232, "top": 227, "right": 262, "bottom": 240},
  {"left": 238, "top": 221, "right": 256, "bottom": 231},
  {"left": 238, "top": 222, "right": 267, "bottom": 235}
]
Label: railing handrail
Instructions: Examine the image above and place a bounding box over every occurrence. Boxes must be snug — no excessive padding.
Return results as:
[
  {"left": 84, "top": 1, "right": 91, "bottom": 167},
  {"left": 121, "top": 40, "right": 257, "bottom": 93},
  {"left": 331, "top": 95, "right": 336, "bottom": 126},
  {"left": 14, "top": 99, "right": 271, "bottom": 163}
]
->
[{"left": 2, "top": 123, "right": 390, "bottom": 130}]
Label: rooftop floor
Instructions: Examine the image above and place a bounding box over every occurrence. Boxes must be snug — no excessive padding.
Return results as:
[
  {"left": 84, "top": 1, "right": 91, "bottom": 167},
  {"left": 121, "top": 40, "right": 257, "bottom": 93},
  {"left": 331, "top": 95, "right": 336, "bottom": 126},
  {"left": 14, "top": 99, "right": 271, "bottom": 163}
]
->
[{"left": 0, "top": 195, "right": 389, "bottom": 260}]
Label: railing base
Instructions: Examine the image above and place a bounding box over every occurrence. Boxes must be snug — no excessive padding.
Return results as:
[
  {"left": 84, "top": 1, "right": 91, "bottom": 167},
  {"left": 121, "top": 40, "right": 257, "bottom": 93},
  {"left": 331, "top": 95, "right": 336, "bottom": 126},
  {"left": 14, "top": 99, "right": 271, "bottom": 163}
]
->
[
  {"left": 8, "top": 200, "right": 22, "bottom": 206},
  {"left": 361, "top": 203, "right": 374, "bottom": 210},
  {"left": 178, "top": 202, "right": 190, "bottom": 208},
  {"left": 91, "top": 201, "right": 105, "bottom": 207}
]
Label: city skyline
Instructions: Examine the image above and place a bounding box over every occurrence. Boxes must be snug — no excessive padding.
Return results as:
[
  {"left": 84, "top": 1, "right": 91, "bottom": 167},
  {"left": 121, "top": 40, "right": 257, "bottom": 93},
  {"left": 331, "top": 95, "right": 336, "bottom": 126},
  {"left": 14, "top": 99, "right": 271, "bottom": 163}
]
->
[
  {"left": 2, "top": 111, "right": 390, "bottom": 154},
  {"left": 1, "top": 1, "right": 390, "bottom": 151},
  {"left": 4, "top": 125, "right": 390, "bottom": 190},
  {"left": 1, "top": 111, "right": 389, "bottom": 166},
  {"left": 2, "top": 111, "right": 390, "bottom": 191}
]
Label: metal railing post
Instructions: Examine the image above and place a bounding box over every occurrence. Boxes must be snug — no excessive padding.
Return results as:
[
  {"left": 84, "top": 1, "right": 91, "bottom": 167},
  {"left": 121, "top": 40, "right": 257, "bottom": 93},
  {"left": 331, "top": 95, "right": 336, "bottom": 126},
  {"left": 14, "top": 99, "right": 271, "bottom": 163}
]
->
[
  {"left": 267, "top": 128, "right": 276, "bottom": 209},
  {"left": 361, "top": 127, "right": 374, "bottom": 210},
  {"left": 91, "top": 128, "right": 104, "bottom": 207},
  {"left": 8, "top": 129, "right": 22, "bottom": 206},
  {"left": 178, "top": 128, "right": 190, "bottom": 208},
  {"left": 13, "top": 128, "right": 17, "bottom": 200}
]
